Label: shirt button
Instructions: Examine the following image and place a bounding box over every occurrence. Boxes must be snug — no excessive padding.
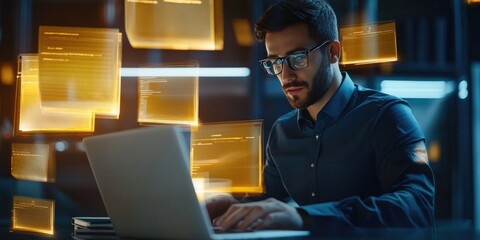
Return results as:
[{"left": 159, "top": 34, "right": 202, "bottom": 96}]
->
[
  {"left": 310, "top": 163, "right": 315, "bottom": 168},
  {"left": 315, "top": 134, "right": 319, "bottom": 141},
  {"left": 311, "top": 192, "right": 316, "bottom": 197}
]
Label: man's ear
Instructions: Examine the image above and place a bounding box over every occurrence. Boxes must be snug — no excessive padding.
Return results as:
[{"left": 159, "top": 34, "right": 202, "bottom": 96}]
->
[{"left": 328, "top": 41, "right": 341, "bottom": 64}]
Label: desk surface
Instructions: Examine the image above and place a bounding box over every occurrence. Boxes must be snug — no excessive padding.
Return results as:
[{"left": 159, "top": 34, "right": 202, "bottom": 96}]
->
[
  {"left": 1, "top": 223, "right": 480, "bottom": 240},
  {"left": 1, "top": 179, "right": 480, "bottom": 239}
]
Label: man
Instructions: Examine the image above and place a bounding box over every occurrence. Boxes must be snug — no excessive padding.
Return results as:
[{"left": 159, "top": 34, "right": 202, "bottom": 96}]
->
[{"left": 206, "top": 0, "right": 435, "bottom": 233}]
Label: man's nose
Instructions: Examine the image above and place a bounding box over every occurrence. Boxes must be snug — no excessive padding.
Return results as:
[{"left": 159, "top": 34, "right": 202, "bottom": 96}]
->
[{"left": 279, "top": 62, "right": 296, "bottom": 84}]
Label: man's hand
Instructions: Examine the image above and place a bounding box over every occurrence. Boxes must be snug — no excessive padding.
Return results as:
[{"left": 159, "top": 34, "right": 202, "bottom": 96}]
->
[
  {"left": 205, "top": 194, "right": 240, "bottom": 222},
  {"left": 213, "top": 198, "right": 303, "bottom": 231}
]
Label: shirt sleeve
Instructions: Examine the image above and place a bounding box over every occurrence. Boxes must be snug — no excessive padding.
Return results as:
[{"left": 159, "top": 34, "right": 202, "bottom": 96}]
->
[
  {"left": 263, "top": 128, "right": 291, "bottom": 202},
  {"left": 299, "top": 102, "right": 435, "bottom": 232}
]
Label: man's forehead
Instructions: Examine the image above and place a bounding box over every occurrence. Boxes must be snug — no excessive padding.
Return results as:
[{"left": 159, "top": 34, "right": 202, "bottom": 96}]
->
[{"left": 265, "top": 24, "right": 313, "bottom": 56}]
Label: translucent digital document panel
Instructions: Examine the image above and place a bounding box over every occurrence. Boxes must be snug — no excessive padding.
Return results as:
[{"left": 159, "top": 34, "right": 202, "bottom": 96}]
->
[
  {"left": 12, "top": 196, "right": 55, "bottom": 235},
  {"left": 138, "top": 66, "right": 199, "bottom": 126},
  {"left": 15, "top": 54, "right": 95, "bottom": 134},
  {"left": 125, "top": 0, "right": 223, "bottom": 50},
  {"left": 11, "top": 143, "right": 55, "bottom": 183},
  {"left": 191, "top": 121, "right": 263, "bottom": 194},
  {"left": 232, "top": 18, "right": 254, "bottom": 47},
  {"left": 38, "top": 26, "right": 122, "bottom": 118},
  {"left": 340, "top": 21, "right": 398, "bottom": 65}
]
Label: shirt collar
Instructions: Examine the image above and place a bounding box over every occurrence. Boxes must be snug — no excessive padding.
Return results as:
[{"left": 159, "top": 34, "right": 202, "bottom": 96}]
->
[{"left": 296, "top": 72, "right": 355, "bottom": 129}]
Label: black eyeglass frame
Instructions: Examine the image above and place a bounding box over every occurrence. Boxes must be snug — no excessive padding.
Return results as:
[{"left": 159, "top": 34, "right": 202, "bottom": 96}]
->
[{"left": 259, "top": 40, "right": 332, "bottom": 76}]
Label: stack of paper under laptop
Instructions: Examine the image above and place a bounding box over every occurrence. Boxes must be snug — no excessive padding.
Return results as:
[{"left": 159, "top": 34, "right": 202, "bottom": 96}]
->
[{"left": 71, "top": 217, "right": 116, "bottom": 239}]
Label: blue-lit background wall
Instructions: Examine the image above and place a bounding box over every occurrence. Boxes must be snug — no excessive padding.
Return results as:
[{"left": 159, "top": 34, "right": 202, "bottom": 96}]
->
[{"left": 0, "top": 0, "right": 479, "bottom": 232}]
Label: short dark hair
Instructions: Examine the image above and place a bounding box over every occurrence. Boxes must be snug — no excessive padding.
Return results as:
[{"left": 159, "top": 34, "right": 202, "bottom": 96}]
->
[{"left": 254, "top": 0, "right": 338, "bottom": 44}]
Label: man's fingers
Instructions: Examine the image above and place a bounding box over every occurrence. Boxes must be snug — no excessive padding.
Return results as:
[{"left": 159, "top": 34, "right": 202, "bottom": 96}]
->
[
  {"left": 205, "top": 194, "right": 238, "bottom": 221},
  {"left": 214, "top": 198, "right": 303, "bottom": 231},
  {"left": 255, "top": 212, "right": 283, "bottom": 230},
  {"left": 216, "top": 204, "right": 270, "bottom": 231},
  {"left": 216, "top": 205, "right": 252, "bottom": 230},
  {"left": 246, "top": 218, "right": 264, "bottom": 231},
  {"left": 258, "top": 211, "right": 304, "bottom": 230},
  {"left": 233, "top": 206, "right": 267, "bottom": 230}
]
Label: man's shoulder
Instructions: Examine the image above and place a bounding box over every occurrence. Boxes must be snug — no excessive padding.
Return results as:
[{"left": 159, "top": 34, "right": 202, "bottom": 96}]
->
[{"left": 354, "top": 84, "right": 408, "bottom": 109}]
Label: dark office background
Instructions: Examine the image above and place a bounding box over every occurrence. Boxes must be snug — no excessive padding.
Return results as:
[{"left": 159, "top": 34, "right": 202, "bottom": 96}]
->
[{"left": 0, "top": 0, "right": 479, "bottom": 236}]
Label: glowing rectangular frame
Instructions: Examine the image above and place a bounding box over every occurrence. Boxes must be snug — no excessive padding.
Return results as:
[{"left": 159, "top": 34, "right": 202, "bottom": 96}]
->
[
  {"left": 11, "top": 143, "right": 56, "bottom": 183},
  {"left": 125, "top": 0, "right": 223, "bottom": 50},
  {"left": 137, "top": 64, "right": 199, "bottom": 126},
  {"left": 14, "top": 54, "right": 95, "bottom": 134},
  {"left": 38, "top": 26, "right": 122, "bottom": 118},
  {"left": 12, "top": 196, "right": 55, "bottom": 235},
  {"left": 232, "top": 18, "right": 254, "bottom": 47},
  {"left": 340, "top": 21, "right": 398, "bottom": 65},
  {"left": 190, "top": 121, "right": 263, "bottom": 194},
  {"left": 380, "top": 79, "right": 455, "bottom": 99}
]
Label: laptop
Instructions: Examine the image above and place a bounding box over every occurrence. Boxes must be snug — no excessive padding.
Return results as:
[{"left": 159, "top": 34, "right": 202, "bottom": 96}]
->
[{"left": 83, "top": 125, "right": 309, "bottom": 239}]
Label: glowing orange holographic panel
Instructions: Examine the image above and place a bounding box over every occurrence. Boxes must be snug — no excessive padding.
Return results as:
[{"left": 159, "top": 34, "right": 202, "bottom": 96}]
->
[
  {"left": 125, "top": 0, "right": 223, "bottom": 50},
  {"left": 12, "top": 196, "right": 55, "bottom": 235},
  {"left": 38, "top": 26, "right": 122, "bottom": 118},
  {"left": 15, "top": 54, "right": 95, "bottom": 134},
  {"left": 11, "top": 143, "right": 56, "bottom": 183},
  {"left": 232, "top": 18, "right": 254, "bottom": 47},
  {"left": 192, "top": 177, "right": 232, "bottom": 202},
  {"left": 137, "top": 65, "right": 199, "bottom": 126},
  {"left": 340, "top": 21, "right": 398, "bottom": 65},
  {"left": 1, "top": 63, "right": 15, "bottom": 85},
  {"left": 190, "top": 121, "right": 263, "bottom": 194}
]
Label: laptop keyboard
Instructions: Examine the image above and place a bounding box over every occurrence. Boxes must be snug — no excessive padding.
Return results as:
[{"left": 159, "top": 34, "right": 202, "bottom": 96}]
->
[{"left": 213, "top": 226, "right": 254, "bottom": 233}]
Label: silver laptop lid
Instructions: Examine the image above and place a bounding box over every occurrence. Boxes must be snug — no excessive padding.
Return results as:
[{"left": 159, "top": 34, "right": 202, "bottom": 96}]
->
[{"left": 83, "top": 126, "right": 213, "bottom": 239}]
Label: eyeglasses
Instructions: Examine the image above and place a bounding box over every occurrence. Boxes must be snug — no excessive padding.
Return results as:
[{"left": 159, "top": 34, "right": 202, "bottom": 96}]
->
[{"left": 259, "top": 41, "right": 331, "bottom": 76}]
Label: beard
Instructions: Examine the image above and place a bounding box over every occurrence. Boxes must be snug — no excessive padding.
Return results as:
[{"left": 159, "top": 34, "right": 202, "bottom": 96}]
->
[{"left": 283, "top": 58, "right": 333, "bottom": 109}]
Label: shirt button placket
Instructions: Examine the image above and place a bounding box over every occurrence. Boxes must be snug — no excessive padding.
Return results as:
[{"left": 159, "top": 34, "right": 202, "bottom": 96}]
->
[
  {"left": 311, "top": 133, "right": 320, "bottom": 200},
  {"left": 312, "top": 134, "right": 320, "bottom": 168}
]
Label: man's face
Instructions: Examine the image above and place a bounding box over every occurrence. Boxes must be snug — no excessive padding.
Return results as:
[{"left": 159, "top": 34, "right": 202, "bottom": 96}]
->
[{"left": 265, "top": 23, "right": 333, "bottom": 109}]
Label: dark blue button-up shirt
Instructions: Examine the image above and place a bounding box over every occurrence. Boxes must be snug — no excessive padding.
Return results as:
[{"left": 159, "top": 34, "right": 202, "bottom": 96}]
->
[{"left": 264, "top": 72, "right": 435, "bottom": 230}]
